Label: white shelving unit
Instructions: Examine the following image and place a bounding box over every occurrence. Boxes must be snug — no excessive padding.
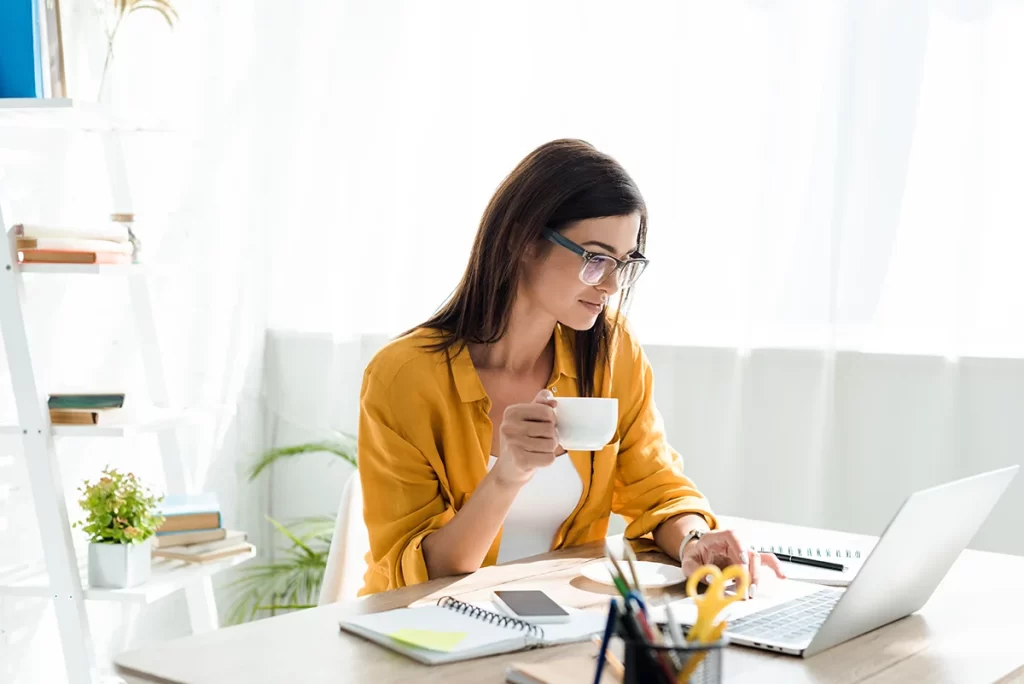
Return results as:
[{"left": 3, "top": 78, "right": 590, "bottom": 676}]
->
[
  {"left": 0, "top": 99, "right": 248, "bottom": 684},
  {"left": 0, "top": 97, "right": 170, "bottom": 132},
  {"left": 17, "top": 262, "right": 143, "bottom": 275},
  {"left": 0, "top": 548, "right": 256, "bottom": 603},
  {"left": 0, "top": 406, "right": 211, "bottom": 437}
]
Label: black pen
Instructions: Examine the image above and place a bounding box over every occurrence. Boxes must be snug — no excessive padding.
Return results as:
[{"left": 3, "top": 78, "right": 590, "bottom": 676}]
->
[{"left": 773, "top": 552, "right": 846, "bottom": 572}]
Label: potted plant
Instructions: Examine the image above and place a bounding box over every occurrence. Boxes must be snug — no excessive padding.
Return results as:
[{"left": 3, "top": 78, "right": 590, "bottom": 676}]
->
[
  {"left": 227, "top": 432, "right": 356, "bottom": 623},
  {"left": 75, "top": 467, "right": 164, "bottom": 589}
]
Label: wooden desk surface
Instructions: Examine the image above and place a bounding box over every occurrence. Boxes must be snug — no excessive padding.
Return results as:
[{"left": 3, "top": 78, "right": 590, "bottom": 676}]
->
[{"left": 114, "top": 517, "right": 1024, "bottom": 684}]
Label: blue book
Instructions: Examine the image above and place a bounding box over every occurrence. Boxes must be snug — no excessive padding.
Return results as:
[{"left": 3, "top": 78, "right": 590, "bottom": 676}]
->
[
  {"left": 0, "top": 0, "right": 45, "bottom": 98},
  {"left": 156, "top": 494, "right": 222, "bottom": 535}
]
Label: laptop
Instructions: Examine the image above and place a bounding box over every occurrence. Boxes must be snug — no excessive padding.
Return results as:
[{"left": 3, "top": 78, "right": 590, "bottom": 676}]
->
[{"left": 715, "top": 466, "right": 1018, "bottom": 657}]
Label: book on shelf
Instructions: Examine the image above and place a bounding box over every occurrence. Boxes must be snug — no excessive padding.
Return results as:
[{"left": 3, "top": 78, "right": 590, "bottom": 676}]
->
[
  {"left": 151, "top": 527, "right": 228, "bottom": 548},
  {"left": 156, "top": 494, "right": 221, "bottom": 536},
  {"left": 17, "top": 237, "right": 133, "bottom": 254},
  {"left": 48, "top": 408, "right": 127, "bottom": 425},
  {"left": 18, "top": 249, "right": 132, "bottom": 265},
  {"left": 48, "top": 394, "right": 125, "bottom": 410},
  {"left": 152, "top": 542, "right": 254, "bottom": 564},
  {"left": 14, "top": 223, "right": 132, "bottom": 243},
  {"left": 157, "top": 512, "right": 221, "bottom": 535},
  {"left": 154, "top": 530, "right": 246, "bottom": 554},
  {"left": 152, "top": 532, "right": 252, "bottom": 564},
  {"left": 47, "top": 393, "right": 128, "bottom": 426}
]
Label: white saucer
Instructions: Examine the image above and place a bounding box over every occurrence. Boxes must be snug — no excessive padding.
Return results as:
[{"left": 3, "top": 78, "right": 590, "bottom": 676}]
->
[{"left": 580, "top": 560, "right": 686, "bottom": 589}]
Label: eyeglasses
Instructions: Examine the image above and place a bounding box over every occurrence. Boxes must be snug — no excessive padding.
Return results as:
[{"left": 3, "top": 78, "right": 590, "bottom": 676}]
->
[{"left": 543, "top": 228, "right": 649, "bottom": 288}]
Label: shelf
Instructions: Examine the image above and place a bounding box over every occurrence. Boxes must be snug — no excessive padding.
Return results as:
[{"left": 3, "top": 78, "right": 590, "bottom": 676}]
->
[
  {"left": 0, "top": 98, "right": 171, "bottom": 132},
  {"left": 17, "top": 262, "right": 144, "bottom": 275},
  {"left": 0, "top": 407, "right": 209, "bottom": 438},
  {"left": 0, "top": 547, "right": 256, "bottom": 603}
]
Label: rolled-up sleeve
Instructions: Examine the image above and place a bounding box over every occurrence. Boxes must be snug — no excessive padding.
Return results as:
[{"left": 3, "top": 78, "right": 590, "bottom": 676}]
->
[
  {"left": 357, "top": 370, "right": 454, "bottom": 595},
  {"left": 611, "top": 337, "right": 717, "bottom": 540}
]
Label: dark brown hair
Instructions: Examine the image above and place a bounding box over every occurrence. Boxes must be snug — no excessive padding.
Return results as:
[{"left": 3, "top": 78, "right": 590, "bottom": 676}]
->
[{"left": 417, "top": 139, "right": 648, "bottom": 397}]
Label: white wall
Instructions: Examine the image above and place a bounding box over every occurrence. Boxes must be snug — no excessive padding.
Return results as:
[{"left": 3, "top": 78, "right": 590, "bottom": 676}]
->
[{"left": 264, "top": 331, "right": 1024, "bottom": 560}]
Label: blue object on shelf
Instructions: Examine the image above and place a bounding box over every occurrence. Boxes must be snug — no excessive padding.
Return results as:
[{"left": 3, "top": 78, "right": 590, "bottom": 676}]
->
[
  {"left": 0, "top": 0, "right": 45, "bottom": 98},
  {"left": 157, "top": 493, "right": 222, "bottom": 516}
]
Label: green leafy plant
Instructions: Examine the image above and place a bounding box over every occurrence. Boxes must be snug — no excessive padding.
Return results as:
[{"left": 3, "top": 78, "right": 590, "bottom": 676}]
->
[
  {"left": 74, "top": 467, "right": 164, "bottom": 544},
  {"left": 248, "top": 435, "right": 356, "bottom": 479},
  {"left": 227, "top": 432, "right": 356, "bottom": 624}
]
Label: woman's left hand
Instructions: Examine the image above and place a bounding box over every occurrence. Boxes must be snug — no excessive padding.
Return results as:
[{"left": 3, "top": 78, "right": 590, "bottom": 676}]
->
[{"left": 680, "top": 529, "right": 786, "bottom": 599}]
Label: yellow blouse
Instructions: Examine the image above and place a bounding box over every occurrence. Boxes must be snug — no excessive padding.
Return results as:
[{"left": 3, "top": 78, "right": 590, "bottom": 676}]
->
[{"left": 356, "top": 320, "right": 717, "bottom": 596}]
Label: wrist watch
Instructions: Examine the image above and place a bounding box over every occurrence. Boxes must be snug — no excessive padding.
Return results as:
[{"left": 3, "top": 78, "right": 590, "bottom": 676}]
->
[{"left": 678, "top": 529, "right": 706, "bottom": 563}]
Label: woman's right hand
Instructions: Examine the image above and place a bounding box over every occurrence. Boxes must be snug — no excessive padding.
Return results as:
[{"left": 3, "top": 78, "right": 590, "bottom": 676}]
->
[{"left": 491, "top": 389, "right": 561, "bottom": 487}]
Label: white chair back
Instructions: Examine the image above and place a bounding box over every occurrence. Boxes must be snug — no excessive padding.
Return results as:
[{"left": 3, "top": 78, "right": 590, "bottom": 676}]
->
[{"left": 318, "top": 472, "right": 369, "bottom": 605}]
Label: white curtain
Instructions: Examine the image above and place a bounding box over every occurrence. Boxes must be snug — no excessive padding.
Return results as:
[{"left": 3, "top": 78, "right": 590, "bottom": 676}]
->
[
  {"left": 145, "top": 0, "right": 1024, "bottom": 574},
  {"left": 258, "top": 0, "right": 1024, "bottom": 356},
  {"left": 259, "top": 0, "right": 1024, "bottom": 558}
]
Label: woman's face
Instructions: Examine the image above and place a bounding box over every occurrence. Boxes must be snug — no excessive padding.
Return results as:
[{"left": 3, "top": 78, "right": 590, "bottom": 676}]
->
[{"left": 522, "top": 213, "right": 642, "bottom": 331}]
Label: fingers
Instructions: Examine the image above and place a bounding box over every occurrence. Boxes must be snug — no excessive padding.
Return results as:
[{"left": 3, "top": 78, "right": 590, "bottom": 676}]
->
[
  {"left": 707, "top": 530, "right": 748, "bottom": 568},
  {"left": 748, "top": 551, "right": 761, "bottom": 599},
  {"left": 519, "top": 451, "right": 557, "bottom": 468},
  {"left": 505, "top": 403, "right": 556, "bottom": 424},
  {"left": 533, "top": 389, "right": 558, "bottom": 408},
  {"left": 530, "top": 391, "right": 561, "bottom": 450},
  {"left": 684, "top": 530, "right": 788, "bottom": 599},
  {"left": 521, "top": 435, "right": 558, "bottom": 454},
  {"left": 496, "top": 396, "right": 565, "bottom": 473},
  {"left": 714, "top": 530, "right": 756, "bottom": 599},
  {"left": 500, "top": 429, "right": 558, "bottom": 455},
  {"left": 760, "top": 552, "right": 787, "bottom": 579},
  {"left": 680, "top": 550, "right": 703, "bottom": 580},
  {"left": 507, "top": 423, "right": 557, "bottom": 443},
  {"left": 523, "top": 424, "right": 557, "bottom": 440},
  {"left": 503, "top": 403, "right": 559, "bottom": 448}
]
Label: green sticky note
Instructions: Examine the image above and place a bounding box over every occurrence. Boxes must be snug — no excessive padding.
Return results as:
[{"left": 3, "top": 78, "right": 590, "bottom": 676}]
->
[{"left": 389, "top": 628, "right": 468, "bottom": 652}]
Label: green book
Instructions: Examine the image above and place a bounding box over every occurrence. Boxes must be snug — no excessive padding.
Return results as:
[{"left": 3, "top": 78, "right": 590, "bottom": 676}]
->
[{"left": 47, "top": 394, "right": 125, "bottom": 410}]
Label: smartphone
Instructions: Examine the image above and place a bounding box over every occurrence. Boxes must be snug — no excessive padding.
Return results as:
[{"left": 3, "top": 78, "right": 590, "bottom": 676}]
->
[{"left": 492, "top": 590, "right": 571, "bottom": 624}]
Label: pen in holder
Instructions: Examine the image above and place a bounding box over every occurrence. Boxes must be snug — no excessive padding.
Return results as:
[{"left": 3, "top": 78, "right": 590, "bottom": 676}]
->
[{"left": 615, "top": 618, "right": 726, "bottom": 684}]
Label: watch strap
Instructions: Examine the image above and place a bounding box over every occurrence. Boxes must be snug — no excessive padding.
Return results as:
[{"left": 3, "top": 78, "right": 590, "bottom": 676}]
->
[{"left": 679, "top": 528, "right": 705, "bottom": 562}]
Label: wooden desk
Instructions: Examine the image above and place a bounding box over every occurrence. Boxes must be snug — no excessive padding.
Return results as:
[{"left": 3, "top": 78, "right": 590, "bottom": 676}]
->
[{"left": 114, "top": 517, "right": 1024, "bottom": 684}]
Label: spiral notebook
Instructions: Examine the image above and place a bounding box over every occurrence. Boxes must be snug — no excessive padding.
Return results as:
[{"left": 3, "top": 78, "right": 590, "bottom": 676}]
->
[
  {"left": 339, "top": 596, "right": 606, "bottom": 665},
  {"left": 752, "top": 540, "right": 876, "bottom": 587}
]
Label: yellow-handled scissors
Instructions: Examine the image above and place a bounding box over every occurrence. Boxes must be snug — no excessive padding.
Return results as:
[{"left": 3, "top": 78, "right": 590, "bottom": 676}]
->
[
  {"left": 676, "top": 564, "right": 751, "bottom": 683},
  {"left": 684, "top": 563, "right": 750, "bottom": 644}
]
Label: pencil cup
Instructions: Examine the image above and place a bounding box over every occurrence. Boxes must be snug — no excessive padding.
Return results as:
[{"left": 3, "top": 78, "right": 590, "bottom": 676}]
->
[{"left": 617, "top": 626, "right": 725, "bottom": 684}]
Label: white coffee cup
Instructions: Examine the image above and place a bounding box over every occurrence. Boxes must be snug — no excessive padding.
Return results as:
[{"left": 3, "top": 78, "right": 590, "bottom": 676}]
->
[{"left": 554, "top": 397, "right": 618, "bottom": 451}]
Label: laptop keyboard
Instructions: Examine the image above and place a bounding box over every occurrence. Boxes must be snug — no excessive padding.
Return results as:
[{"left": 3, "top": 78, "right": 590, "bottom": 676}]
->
[{"left": 725, "top": 588, "right": 842, "bottom": 644}]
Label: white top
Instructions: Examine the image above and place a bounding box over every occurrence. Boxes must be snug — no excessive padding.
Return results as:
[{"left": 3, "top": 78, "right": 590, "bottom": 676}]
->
[{"left": 486, "top": 454, "right": 583, "bottom": 564}]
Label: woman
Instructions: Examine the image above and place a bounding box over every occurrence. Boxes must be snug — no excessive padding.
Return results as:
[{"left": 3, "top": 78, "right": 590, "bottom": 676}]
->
[{"left": 357, "top": 139, "right": 783, "bottom": 596}]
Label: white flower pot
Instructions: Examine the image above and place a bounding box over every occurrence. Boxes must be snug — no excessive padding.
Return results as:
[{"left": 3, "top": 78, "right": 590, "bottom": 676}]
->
[{"left": 88, "top": 539, "right": 152, "bottom": 589}]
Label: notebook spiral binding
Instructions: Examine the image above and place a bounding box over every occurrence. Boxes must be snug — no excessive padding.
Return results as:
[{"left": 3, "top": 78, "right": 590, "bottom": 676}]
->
[
  {"left": 753, "top": 544, "right": 864, "bottom": 560},
  {"left": 436, "top": 596, "right": 545, "bottom": 641}
]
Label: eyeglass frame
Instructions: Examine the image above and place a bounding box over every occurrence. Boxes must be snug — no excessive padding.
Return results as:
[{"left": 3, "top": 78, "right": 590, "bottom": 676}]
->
[{"left": 542, "top": 228, "right": 649, "bottom": 287}]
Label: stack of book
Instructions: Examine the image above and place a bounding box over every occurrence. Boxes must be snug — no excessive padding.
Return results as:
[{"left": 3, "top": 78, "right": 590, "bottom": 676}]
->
[
  {"left": 14, "top": 223, "right": 133, "bottom": 265},
  {"left": 152, "top": 494, "right": 252, "bottom": 564},
  {"left": 48, "top": 393, "right": 127, "bottom": 426}
]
